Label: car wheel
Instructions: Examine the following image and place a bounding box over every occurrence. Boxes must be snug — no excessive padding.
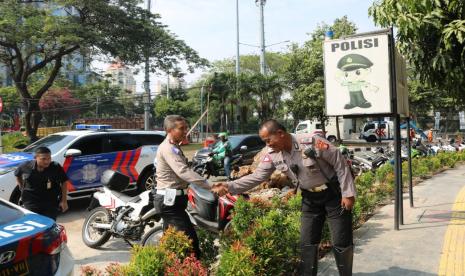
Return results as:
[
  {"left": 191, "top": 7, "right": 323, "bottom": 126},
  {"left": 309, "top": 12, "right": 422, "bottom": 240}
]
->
[
  {"left": 142, "top": 225, "right": 163, "bottom": 246},
  {"left": 366, "top": 135, "right": 377, "bottom": 142},
  {"left": 138, "top": 168, "right": 156, "bottom": 192},
  {"left": 82, "top": 207, "right": 112, "bottom": 248},
  {"left": 327, "top": 136, "right": 337, "bottom": 143}
]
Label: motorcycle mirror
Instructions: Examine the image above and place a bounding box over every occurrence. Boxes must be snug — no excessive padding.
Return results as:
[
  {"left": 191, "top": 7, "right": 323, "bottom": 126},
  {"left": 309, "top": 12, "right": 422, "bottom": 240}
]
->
[{"left": 240, "top": 145, "right": 248, "bottom": 152}]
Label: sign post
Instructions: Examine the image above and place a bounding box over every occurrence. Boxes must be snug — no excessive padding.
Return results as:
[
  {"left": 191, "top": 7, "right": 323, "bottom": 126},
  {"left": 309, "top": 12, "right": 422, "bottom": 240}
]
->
[
  {"left": 323, "top": 28, "right": 409, "bottom": 230},
  {"left": 0, "top": 97, "right": 3, "bottom": 154}
]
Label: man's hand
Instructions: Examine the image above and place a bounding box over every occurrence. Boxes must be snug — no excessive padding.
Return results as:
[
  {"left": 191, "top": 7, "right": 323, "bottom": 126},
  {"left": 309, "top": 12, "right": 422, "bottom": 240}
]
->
[
  {"left": 59, "top": 200, "right": 68, "bottom": 213},
  {"left": 212, "top": 183, "right": 229, "bottom": 197},
  {"left": 341, "top": 196, "right": 355, "bottom": 210}
]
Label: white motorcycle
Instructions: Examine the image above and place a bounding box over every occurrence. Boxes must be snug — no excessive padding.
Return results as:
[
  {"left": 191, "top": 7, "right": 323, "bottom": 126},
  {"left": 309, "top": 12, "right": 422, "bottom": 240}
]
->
[{"left": 81, "top": 170, "right": 163, "bottom": 248}]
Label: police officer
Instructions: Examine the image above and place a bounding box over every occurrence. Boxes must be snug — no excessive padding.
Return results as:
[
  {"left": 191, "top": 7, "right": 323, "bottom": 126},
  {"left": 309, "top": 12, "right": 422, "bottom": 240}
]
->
[
  {"left": 14, "top": 147, "right": 69, "bottom": 220},
  {"left": 153, "top": 115, "right": 213, "bottom": 258},
  {"left": 213, "top": 119, "right": 356, "bottom": 276}
]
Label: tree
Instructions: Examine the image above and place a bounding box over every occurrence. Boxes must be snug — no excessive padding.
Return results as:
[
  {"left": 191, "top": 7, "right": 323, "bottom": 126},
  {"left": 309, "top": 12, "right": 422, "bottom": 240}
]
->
[
  {"left": 39, "top": 87, "right": 80, "bottom": 126},
  {"left": 211, "top": 52, "right": 289, "bottom": 75},
  {"left": 74, "top": 81, "right": 126, "bottom": 118},
  {"left": 0, "top": 0, "right": 208, "bottom": 141},
  {"left": 284, "top": 16, "right": 357, "bottom": 131},
  {"left": 369, "top": 0, "right": 465, "bottom": 104}
]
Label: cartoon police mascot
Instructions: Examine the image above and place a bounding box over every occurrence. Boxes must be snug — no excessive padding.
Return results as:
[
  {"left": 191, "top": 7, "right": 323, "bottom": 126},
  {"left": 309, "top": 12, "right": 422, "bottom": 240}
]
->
[{"left": 336, "top": 53, "right": 379, "bottom": 109}]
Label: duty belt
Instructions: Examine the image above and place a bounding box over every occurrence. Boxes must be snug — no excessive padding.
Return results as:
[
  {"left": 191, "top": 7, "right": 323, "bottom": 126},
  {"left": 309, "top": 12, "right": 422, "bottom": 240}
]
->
[
  {"left": 156, "top": 189, "right": 188, "bottom": 196},
  {"left": 306, "top": 184, "right": 328, "bottom": 193}
]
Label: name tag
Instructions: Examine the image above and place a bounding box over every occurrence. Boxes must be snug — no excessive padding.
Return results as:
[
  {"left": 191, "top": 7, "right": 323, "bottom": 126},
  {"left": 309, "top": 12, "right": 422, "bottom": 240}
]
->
[{"left": 47, "top": 179, "right": 52, "bottom": 190}]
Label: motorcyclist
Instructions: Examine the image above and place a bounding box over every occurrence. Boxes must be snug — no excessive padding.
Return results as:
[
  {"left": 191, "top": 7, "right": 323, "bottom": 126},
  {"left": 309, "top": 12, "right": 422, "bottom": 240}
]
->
[{"left": 211, "top": 132, "right": 232, "bottom": 179}]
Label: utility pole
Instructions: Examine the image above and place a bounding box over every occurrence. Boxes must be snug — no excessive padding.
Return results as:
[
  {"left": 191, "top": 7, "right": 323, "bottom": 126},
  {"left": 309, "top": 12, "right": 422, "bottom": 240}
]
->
[
  {"left": 166, "top": 73, "right": 170, "bottom": 99},
  {"left": 235, "top": 0, "right": 241, "bottom": 133},
  {"left": 95, "top": 96, "right": 99, "bottom": 118},
  {"left": 256, "top": 0, "right": 266, "bottom": 75},
  {"left": 143, "top": 0, "right": 152, "bottom": 131}
]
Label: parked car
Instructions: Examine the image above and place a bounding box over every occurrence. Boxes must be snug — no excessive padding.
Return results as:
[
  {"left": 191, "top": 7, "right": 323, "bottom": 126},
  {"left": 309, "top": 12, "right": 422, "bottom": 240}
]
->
[
  {"left": 191, "top": 134, "right": 266, "bottom": 168},
  {"left": 0, "top": 125, "right": 165, "bottom": 203},
  {"left": 0, "top": 198, "right": 74, "bottom": 275}
]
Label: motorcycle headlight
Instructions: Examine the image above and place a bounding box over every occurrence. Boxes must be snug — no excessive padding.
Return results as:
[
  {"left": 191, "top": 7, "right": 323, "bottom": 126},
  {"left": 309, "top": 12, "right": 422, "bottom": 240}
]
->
[{"left": 0, "top": 167, "right": 17, "bottom": 175}]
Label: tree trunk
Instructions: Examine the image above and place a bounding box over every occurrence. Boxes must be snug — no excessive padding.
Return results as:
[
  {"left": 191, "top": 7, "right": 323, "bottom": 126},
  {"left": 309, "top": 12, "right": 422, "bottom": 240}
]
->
[{"left": 24, "top": 101, "right": 42, "bottom": 142}]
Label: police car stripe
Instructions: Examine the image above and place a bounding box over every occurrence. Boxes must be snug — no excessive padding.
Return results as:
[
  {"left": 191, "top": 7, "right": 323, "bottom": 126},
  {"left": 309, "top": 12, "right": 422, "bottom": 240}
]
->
[
  {"left": 129, "top": 148, "right": 142, "bottom": 181},
  {"left": 111, "top": 152, "right": 125, "bottom": 171},
  {"left": 62, "top": 157, "right": 77, "bottom": 192},
  {"left": 119, "top": 151, "right": 133, "bottom": 178}
]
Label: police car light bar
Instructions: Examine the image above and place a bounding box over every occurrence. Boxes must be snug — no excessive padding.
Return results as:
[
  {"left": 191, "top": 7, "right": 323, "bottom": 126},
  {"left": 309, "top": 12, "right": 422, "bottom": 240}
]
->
[{"left": 75, "top": 124, "right": 112, "bottom": 130}]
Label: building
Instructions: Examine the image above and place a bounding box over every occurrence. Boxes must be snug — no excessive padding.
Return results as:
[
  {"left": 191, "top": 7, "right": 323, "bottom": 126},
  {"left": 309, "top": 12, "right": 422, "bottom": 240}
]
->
[
  {"left": 154, "top": 75, "right": 184, "bottom": 97},
  {"left": 104, "top": 60, "right": 137, "bottom": 94}
]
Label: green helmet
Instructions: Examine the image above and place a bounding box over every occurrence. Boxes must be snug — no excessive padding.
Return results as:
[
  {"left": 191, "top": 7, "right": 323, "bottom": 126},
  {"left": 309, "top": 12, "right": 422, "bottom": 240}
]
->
[{"left": 218, "top": 132, "right": 228, "bottom": 138}]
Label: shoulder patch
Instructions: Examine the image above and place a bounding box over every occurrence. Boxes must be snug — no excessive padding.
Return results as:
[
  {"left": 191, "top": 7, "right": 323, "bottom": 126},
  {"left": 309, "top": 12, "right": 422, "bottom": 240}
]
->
[
  {"left": 171, "top": 146, "right": 181, "bottom": 155},
  {"left": 315, "top": 140, "right": 330, "bottom": 151},
  {"left": 262, "top": 154, "right": 272, "bottom": 163}
]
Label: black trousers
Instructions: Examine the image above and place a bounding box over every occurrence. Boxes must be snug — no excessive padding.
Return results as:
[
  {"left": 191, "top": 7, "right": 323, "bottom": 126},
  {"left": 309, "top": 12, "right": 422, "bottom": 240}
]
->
[
  {"left": 154, "top": 194, "right": 201, "bottom": 257},
  {"left": 24, "top": 204, "right": 59, "bottom": 221},
  {"left": 300, "top": 187, "right": 353, "bottom": 249}
]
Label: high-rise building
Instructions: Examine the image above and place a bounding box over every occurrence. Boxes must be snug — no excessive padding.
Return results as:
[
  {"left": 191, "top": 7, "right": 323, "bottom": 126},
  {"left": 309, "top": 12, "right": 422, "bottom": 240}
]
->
[{"left": 105, "top": 59, "right": 137, "bottom": 94}]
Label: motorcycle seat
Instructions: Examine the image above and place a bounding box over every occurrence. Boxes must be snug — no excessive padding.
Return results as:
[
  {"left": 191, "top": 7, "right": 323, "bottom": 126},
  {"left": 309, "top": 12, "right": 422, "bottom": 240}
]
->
[
  {"left": 189, "top": 183, "right": 217, "bottom": 203},
  {"left": 112, "top": 190, "right": 141, "bottom": 203}
]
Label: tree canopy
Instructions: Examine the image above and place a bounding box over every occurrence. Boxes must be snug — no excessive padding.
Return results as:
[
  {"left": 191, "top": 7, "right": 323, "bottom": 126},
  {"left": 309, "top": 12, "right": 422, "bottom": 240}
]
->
[
  {"left": 369, "top": 0, "right": 465, "bottom": 103},
  {"left": 0, "top": 0, "right": 208, "bottom": 140}
]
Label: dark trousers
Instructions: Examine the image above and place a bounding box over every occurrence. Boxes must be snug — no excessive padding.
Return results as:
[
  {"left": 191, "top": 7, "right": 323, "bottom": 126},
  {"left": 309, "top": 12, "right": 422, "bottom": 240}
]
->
[
  {"left": 155, "top": 194, "right": 201, "bottom": 257},
  {"left": 300, "top": 188, "right": 353, "bottom": 269},
  {"left": 24, "top": 204, "right": 59, "bottom": 221}
]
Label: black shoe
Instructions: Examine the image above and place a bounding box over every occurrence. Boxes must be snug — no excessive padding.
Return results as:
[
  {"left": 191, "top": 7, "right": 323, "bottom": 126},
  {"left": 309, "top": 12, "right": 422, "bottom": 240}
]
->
[
  {"left": 300, "top": 244, "right": 319, "bottom": 276},
  {"left": 344, "top": 103, "right": 355, "bottom": 109},
  {"left": 333, "top": 245, "right": 353, "bottom": 276},
  {"left": 358, "top": 101, "right": 372, "bottom": 108}
]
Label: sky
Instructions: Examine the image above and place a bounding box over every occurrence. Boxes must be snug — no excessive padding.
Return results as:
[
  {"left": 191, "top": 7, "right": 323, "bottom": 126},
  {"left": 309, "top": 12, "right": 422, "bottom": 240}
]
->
[{"left": 94, "top": 0, "right": 379, "bottom": 93}]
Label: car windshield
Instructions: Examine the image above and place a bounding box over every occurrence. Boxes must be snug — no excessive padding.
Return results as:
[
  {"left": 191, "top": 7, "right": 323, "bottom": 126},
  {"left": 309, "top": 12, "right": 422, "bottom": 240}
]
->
[
  {"left": 23, "top": 135, "right": 77, "bottom": 154},
  {"left": 228, "top": 136, "right": 245, "bottom": 149},
  {"left": 0, "top": 201, "right": 24, "bottom": 225}
]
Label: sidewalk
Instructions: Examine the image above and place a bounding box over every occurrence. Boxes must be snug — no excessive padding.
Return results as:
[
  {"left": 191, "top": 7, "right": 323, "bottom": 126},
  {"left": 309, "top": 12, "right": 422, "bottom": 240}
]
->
[{"left": 319, "top": 164, "right": 465, "bottom": 275}]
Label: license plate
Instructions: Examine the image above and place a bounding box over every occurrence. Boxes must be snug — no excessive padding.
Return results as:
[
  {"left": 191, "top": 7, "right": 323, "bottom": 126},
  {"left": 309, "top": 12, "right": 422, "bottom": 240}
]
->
[{"left": 0, "top": 260, "right": 29, "bottom": 276}]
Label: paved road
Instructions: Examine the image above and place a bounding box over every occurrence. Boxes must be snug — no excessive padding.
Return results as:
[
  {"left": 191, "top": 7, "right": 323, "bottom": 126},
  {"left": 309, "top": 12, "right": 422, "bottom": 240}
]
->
[{"left": 57, "top": 198, "right": 132, "bottom": 273}]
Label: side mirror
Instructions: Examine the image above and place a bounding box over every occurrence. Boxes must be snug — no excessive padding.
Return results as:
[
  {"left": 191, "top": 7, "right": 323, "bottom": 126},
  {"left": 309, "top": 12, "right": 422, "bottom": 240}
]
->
[
  {"left": 240, "top": 145, "right": 248, "bottom": 152},
  {"left": 64, "top": 149, "right": 82, "bottom": 157}
]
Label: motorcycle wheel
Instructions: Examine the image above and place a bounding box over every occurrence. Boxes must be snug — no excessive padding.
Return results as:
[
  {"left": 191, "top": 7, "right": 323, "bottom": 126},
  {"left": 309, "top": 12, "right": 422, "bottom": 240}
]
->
[
  {"left": 141, "top": 225, "right": 164, "bottom": 246},
  {"left": 82, "top": 207, "right": 112, "bottom": 248}
]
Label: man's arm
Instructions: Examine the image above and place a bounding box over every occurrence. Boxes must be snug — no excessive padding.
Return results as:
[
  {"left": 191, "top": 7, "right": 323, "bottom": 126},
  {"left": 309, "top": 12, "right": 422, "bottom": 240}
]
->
[
  {"left": 16, "top": 176, "right": 24, "bottom": 190},
  {"left": 59, "top": 181, "right": 69, "bottom": 212},
  {"left": 163, "top": 146, "right": 211, "bottom": 190},
  {"left": 226, "top": 154, "right": 275, "bottom": 195}
]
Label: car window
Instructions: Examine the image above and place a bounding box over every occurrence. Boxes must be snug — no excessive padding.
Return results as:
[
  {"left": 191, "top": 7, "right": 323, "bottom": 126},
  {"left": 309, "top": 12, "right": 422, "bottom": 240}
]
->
[
  {"left": 134, "top": 134, "right": 165, "bottom": 146},
  {"left": 379, "top": 123, "right": 386, "bottom": 129},
  {"left": 23, "top": 134, "right": 77, "bottom": 154},
  {"left": 296, "top": 124, "right": 307, "bottom": 132},
  {"left": 242, "top": 137, "right": 261, "bottom": 148},
  {"left": 107, "top": 134, "right": 140, "bottom": 152},
  {"left": 68, "top": 135, "right": 106, "bottom": 155},
  {"left": 364, "top": 123, "right": 375, "bottom": 132},
  {"left": 0, "top": 201, "right": 24, "bottom": 225},
  {"left": 315, "top": 123, "right": 323, "bottom": 129}
]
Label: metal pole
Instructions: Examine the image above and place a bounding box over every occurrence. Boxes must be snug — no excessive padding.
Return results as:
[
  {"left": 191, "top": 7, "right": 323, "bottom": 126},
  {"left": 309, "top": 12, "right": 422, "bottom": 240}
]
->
[
  {"left": 143, "top": 0, "right": 152, "bottom": 131},
  {"left": 389, "top": 27, "right": 401, "bottom": 230},
  {"left": 206, "top": 85, "right": 211, "bottom": 139},
  {"left": 200, "top": 84, "right": 204, "bottom": 141},
  {"left": 407, "top": 117, "right": 414, "bottom": 207},
  {"left": 258, "top": 0, "right": 266, "bottom": 75},
  {"left": 96, "top": 96, "right": 99, "bottom": 118},
  {"left": 235, "top": 0, "right": 241, "bottom": 134},
  {"left": 166, "top": 73, "right": 170, "bottom": 99}
]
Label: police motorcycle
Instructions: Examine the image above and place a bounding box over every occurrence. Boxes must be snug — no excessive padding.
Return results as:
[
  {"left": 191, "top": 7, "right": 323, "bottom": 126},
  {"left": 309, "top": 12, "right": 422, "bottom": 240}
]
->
[
  {"left": 142, "top": 184, "right": 241, "bottom": 246},
  {"left": 192, "top": 146, "right": 248, "bottom": 180},
  {"left": 82, "top": 170, "right": 161, "bottom": 248}
]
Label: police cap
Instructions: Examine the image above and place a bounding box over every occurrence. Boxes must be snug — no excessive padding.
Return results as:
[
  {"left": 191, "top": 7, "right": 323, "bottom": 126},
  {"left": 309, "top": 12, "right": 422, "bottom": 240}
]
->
[{"left": 337, "top": 54, "right": 373, "bottom": 71}]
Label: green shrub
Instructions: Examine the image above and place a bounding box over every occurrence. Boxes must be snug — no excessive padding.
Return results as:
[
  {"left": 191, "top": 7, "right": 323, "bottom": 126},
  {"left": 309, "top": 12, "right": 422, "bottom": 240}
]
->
[
  {"left": 375, "top": 163, "right": 393, "bottom": 183},
  {"left": 123, "top": 245, "right": 173, "bottom": 276},
  {"left": 430, "top": 157, "right": 442, "bottom": 171},
  {"left": 158, "top": 226, "right": 193, "bottom": 260},
  {"left": 2, "top": 132, "right": 29, "bottom": 153},
  {"left": 355, "top": 171, "right": 375, "bottom": 193},
  {"left": 217, "top": 241, "right": 257, "bottom": 276},
  {"left": 165, "top": 254, "right": 208, "bottom": 276},
  {"left": 197, "top": 228, "right": 218, "bottom": 267}
]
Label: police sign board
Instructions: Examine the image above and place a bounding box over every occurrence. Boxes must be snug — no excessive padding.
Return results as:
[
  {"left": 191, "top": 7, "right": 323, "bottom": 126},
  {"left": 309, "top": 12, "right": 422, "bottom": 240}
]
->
[{"left": 324, "top": 33, "right": 392, "bottom": 116}]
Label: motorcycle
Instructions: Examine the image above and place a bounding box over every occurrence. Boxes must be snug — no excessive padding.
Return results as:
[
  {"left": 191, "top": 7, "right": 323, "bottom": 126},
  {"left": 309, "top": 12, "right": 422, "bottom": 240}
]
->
[
  {"left": 82, "top": 170, "right": 161, "bottom": 249},
  {"left": 192, "top": 148, "right": 246, "bottom": 179},
  {"left": 142, "top": 183, "right": 240, "bottom": 246}
]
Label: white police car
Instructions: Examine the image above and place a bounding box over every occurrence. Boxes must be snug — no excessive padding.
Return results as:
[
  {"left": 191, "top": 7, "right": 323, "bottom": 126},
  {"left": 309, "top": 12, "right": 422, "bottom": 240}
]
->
[
  {"left": 0, "top": 125, "right": 165, "bottom": 203},
  {"left": 0, "top": 198, "right": 74, "bottom": 275}
]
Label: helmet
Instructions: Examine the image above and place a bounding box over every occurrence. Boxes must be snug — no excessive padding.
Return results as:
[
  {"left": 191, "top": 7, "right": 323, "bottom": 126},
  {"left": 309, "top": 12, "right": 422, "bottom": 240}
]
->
[{"left": 218, "top": 132, "right": 228, "bottom": 138}]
